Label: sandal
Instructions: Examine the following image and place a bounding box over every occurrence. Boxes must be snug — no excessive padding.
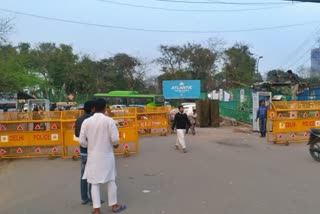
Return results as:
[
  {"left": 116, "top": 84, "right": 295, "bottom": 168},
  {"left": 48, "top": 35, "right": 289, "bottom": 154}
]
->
[{"left": 112, "top": 205, "right": 127, "bottom": 213}]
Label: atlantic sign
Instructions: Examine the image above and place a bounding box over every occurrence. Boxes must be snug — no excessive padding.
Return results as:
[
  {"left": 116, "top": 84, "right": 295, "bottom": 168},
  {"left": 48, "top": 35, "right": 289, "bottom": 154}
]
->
[{"left": 163, "top": 80, "right": 201, "bottom": 99}]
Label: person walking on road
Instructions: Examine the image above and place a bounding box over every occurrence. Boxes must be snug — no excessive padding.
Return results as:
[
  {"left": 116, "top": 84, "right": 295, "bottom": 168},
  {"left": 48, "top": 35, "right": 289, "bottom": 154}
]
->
[
  {"left": 256, "top": 100, "right": 268, "bottom": 138},
  {"left": 80, "top": 99, "right": 126, "bottom": 214},
  {"left": 287, "top": 70, "right": 300, "bottom": 101},
  {"left": 75, "top": 100, "right": 95, "bottom": 205},
  {"left": 172, "top": 105, "right": 191, "bottom": 153}
]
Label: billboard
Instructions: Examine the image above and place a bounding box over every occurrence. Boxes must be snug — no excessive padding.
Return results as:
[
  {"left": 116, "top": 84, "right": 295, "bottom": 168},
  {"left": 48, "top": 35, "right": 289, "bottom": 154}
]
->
[{"left": 163, "top": 80, "right": 201, "bottom": 99}]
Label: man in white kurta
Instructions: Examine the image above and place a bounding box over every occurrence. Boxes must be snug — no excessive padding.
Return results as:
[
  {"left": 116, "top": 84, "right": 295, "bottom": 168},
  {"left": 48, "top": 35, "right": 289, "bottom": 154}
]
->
[{"left": 80, "top": 99, "right": 126, "bottom": 214}]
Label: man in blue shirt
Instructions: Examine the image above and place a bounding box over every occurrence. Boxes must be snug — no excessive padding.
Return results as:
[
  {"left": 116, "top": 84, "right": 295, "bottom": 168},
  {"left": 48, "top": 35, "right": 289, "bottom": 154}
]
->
[
  {"left": 75, "top": 100, "right": 95, "bottom": 204},
  {"left": 256, "top": 100, "right": 268, "bottom": 137}
]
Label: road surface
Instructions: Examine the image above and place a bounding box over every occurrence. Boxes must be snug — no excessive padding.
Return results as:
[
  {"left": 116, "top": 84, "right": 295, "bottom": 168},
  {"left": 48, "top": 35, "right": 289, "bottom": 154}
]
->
[{"left": 0, "top": 127, "right": 319, "bottom": 214}]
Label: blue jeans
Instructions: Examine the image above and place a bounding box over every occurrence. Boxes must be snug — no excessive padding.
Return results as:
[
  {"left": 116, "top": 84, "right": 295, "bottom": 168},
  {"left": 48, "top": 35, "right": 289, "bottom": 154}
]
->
[
  {"left": 259, "top": 118, "right": 267, "bottom": 137},
  {"left": 80, "top": 155, "right": 91, "bottom": 201}
]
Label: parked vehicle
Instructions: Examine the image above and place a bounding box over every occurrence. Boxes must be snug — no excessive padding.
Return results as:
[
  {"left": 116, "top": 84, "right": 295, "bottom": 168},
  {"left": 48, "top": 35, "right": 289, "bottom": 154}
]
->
[
  {"left": 308, "top": 128, "right": 320, "bottom": 162},
  {"left": 94, "top": 91, "right": 165, "bottom": 106},
  {"left": 183, "top": 103, "right": 196, "bottom": 116}
]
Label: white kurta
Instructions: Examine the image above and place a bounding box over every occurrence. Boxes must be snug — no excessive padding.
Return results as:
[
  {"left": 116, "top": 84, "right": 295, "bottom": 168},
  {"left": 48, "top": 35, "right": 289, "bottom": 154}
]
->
[{"left": 80, "top": 113, "right": 119, "bottom": 184}]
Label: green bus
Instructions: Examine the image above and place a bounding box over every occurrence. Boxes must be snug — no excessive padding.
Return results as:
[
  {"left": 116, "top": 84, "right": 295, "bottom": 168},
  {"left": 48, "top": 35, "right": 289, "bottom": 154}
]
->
[{"left": 94, "top": 91, "right": 165, "bottom": 106}]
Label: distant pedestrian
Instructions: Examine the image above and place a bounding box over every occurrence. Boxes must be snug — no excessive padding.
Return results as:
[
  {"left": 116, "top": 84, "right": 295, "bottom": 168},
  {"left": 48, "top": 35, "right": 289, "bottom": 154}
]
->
[
  {"left": 3, "top": 104, "right": 8, "bottom": 112},
  {"left": 172, "top": 105, "right": 191, "bottom": 153},
  {"left": 75, "top": 100, "right": 95, "bottom": 205},
  {"left": 256, "top": 100, "right": 268, "bottom": 137},
  {"left": 287, "top": 70, "right": 300, "bottom": 101},
  {"left": 186, "top": 108, "right": 196, "bottom": 135},
  {"left": 80, "top": 99, "right": 126, "bottom": 214}
]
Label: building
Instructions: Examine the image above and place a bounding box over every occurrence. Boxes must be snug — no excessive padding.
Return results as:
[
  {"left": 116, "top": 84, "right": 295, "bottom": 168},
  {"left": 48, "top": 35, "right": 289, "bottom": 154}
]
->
[{"left": 311, "top": 48, "right": 320, "bottom": 77}]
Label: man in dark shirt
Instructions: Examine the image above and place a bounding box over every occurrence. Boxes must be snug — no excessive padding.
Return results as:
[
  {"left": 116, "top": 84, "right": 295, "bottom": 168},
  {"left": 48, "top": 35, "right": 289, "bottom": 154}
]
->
[
  {"left": 172, "top": 105, "right": 191, "bottom": 153},
  {"left": 287, "top": 70, "right": 300, "bottom": 100},
  {"left": 75, "top": 100, "right": 95, "bottom": 205}
]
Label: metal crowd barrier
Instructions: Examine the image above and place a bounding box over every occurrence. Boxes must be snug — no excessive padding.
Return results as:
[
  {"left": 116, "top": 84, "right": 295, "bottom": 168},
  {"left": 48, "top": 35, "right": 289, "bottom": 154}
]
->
[
  {"left": 267, "top": 101, "right": 320, "bottom": 144},
  {"left": 61, "top": 110, "right": 83, "bottom": 159},
  {"left": 136, "top": 106, "right": 170, "bottom": 136},
  {"left": 111, "top": 108, "right": 139, "bottom": 155},
  {"left": 0, "top": 107, "right": 173, "bottom": 159},
  {"left": 0, "top": 111, "right": 64, "bottom": 159}
]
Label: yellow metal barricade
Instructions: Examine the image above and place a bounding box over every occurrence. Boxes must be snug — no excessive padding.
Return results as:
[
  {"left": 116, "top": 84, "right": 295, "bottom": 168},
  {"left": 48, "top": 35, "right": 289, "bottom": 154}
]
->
[
  {"left": 0, "top": 111, "right": 64, "bottom": 159},
  {"left": 267, "top": 101, "right": 320, "bottom": 144},
  {"left": 62, "top": 110, "right": 83, "bottom": 159},
  {"left": 112, "top": 108, "right": 139, "bottom": 155},
  {"left": 61, "top": 108, "right": 139, "bottom": 157},
  {"left": 0, "top": 105, "right": 172, "bottom": 159},
  {"left": 136, "top": 107, "right": 170, "bottom": 136}
]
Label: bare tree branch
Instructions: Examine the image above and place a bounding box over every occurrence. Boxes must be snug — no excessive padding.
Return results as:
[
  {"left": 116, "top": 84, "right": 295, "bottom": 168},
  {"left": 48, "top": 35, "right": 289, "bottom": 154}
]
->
[{"left": 0, "top": 17, "right": 14, "bottom": 44}]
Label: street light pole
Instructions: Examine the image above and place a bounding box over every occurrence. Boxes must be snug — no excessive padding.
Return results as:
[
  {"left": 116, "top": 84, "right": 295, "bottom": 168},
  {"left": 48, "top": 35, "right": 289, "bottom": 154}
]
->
[
  {"left": 255, "top": 56, "right": 263, "bottom": 82},
  {"left": 256, "top": 56, "right": 263, "bottom": 73}
]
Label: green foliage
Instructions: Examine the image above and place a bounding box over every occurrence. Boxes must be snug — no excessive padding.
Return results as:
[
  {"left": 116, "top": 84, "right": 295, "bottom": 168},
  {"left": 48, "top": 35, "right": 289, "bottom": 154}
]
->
[
  {"left": 0, "top": 45, "right": 40, "bottom": 93},
  {"left": 266, "top": 69, "right": 287, "bottom": 82},
  {"left": 254, "top": 72, "right": 263, "bottom": 83},
  {"left": 0, "top": 42, "right": 146, "bottom": 102},
  {"left": 223, "top": 43, "right": 256, "bottom": 88},
  {"left": 0, "top": 36, "right": 262, "bottom": 102},
  {"left": 156, "top": 41, "right": 219, "bottom": 92}
]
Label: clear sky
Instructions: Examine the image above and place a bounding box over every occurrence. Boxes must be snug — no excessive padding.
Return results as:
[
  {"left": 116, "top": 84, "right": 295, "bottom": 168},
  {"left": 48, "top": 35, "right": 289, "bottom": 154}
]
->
[{"left": 1, "top": 0, "right": 320, "bottom": 76}]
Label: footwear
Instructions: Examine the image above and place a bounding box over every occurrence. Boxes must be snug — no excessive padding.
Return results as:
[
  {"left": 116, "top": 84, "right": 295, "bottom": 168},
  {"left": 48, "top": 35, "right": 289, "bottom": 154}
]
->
[
  {"left": 175, "top": 145, "right": 179, "bottom": 150},
  {"left": 81, "top": 199, "right": 90, "bottom": 205},
  {"left": 182, "top": 148, "right": 187, "bottom": 153},
  {"left": 112, "top": 205, "right": 127, "bottom": 213}
]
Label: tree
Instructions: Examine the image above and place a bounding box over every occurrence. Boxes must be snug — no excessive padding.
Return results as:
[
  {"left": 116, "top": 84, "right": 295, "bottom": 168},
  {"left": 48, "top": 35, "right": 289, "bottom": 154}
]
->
[
  {"left": 156, "top": 45, "right": 185, "bottom": 74},
  {"left": 155, "top": 40, "right": 221, "bottom": 92},
  {"left": 182, "top": 43, "right": 218, "bottom": 91},
  {"left": 254, "top": 72, "right": 263, "bottom": 83},
  {"left": 67, "top": 55, "right": 98, "bottom": 94},
  {"left": 28, "top": 43, "right": 78, "bottom": 99},
  {"left": 0, "top": 44, "right": 39, "bottom": 92},
  {"left": 0, "top": 17, "right": 13, "bottom": 44},
  {"left": 81, "top": 53, "right": 146, "bottom": 93},
  {"left": 266, "top": 69, "right": 287, "bottom": 82},
  {"left": 213, "top": 71, "right": 226, "bottom": 89},
  {"left": 111, "top": 53, "right": 144, "bottom": 90},
  {"left": 223, "top": 43, "right": 256, "bottom": 88}
]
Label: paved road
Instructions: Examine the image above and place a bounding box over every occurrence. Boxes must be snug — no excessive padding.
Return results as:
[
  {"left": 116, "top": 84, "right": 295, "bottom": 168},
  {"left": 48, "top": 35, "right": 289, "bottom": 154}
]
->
[{"left": 0, "top": 127, "right": 319, "bottom": 214}]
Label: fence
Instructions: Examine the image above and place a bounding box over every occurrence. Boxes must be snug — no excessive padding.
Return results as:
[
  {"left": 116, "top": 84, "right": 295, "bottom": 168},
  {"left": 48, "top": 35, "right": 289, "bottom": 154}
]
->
[
  {"left": 267, "top": 101, "right": 320, "bottom": 144},
  {"left": 219, "top": 87, "right": 253, "bottom": 124}
]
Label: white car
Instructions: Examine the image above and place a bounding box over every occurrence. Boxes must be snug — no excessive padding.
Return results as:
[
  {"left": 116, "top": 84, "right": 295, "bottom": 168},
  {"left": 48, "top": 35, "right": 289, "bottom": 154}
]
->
[
  {"left": 183, "top": 103, "right": 196, "bottom": 116},
  {"left": 110, "top": 105, "right": 126, "bottom": 110},
  {"left": 110, "top": 104, "right": 126, "bottom": 116}
]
